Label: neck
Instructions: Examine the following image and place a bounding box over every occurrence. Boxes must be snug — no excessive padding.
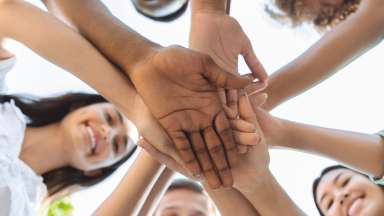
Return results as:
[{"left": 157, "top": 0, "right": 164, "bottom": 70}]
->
[{"left": 20, "top": 123, "right": 70, "bottom": 175}]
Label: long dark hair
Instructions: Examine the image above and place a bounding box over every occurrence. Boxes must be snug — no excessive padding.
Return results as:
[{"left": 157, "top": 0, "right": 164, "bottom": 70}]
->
[
  {"left": 312, "top": 165, "right": 383, "bottom": 215},
  {"left": 0, "top": 92, "right": 137, "bottom": 197}
]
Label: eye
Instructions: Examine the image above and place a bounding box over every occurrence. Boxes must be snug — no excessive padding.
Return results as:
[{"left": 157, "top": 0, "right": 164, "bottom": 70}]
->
[
  {"left": 112, "top": 137, "right": 119, "bottom": 154},
  {"left": 104, "top": 111, "right": 113, "bottom": 125},
  {"left": 342, "top": 177, "right": 351, "bottom": 187},
  {"left": 327, "top": 199, "right": 334, "bottom": 210}
]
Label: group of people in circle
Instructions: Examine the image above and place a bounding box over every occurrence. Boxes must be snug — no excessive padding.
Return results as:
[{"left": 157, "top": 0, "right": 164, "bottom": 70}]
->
[{"left": 0, "top": 0, "right": 383, "bottom": 215}]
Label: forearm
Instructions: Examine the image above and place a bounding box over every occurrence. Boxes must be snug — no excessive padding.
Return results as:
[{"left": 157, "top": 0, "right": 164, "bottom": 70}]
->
[
  {"left": 0, "top": 0, "right": 142, "bottom": 119},
  {"left": 263, "top": 1, "right": 384, "bottom": 111},
  {"left": 42, "top": 0, "right": 160, "bottom": 73},
  {"left": 278, "top": 119, "right": 384, "bottom": 177},
  {"left": 93, "top": 150, "right": 165, "bottom": 216},
  {"left": 137, "top": 168, "right": 175, "bottom": 216},
  {"left": 191, "top": 0, "right": 227, "bottom": 13},
  {"left": 236, "top": 170, "right": 304, "bottom": 216},
  {"left": 204, "top": 186, "right": 260, "bottom": 216}
]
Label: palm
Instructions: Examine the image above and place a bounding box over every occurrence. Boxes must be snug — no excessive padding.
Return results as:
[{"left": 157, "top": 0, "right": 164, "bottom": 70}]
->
[
  {"left": 190, "top": 12, "right": 266, "bottom": 79},
  {"left": 130, "top": 45, "right": 252, "bottom": 188}
]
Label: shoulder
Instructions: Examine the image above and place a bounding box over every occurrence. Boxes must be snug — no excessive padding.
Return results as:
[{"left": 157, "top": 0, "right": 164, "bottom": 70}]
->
[
  {"left": 0, "top": 100, "right": 27, "bottom": 158},
  {"left": 0, "top": 56, "right": 16, "bottom": 93},
  {"left": 0, "top": 157, "right": 46, "bottom": 216}
]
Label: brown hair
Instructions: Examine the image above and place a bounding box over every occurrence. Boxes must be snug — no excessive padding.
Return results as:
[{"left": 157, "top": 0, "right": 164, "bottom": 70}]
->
[
  {"left": 1, "top": 92, "right": 137, "bottom": 197},
  {"left": 265, "top": 0, "right": 361, "bottom": 29}
]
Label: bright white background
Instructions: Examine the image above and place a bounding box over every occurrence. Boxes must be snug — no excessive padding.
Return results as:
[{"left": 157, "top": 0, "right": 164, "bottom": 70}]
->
[{"left": 5, "top": 0, "right": 384, "bottom": 215}]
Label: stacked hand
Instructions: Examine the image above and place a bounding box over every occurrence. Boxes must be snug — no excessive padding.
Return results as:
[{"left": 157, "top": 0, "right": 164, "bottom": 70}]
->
[
  {"left": 139, "top": 90, "right": 270, "bottom": 189},
  {"left": 190, "top": 11, "right": 268, "bottom": 153},
  {"left": 131, "top": 9, "right": 268, "bottom": 189},
  {"left": 130, "top": 45, "right": 256, "bottom": 188}
]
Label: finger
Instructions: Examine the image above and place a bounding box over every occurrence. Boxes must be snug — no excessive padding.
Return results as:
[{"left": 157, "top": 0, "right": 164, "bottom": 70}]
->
[
  {"left": 214, "top": 112, "right": 238, "bottom": 167},
  {"left": 248, "top": 93, "right": 268, "bottom": 112},
  {"left": 190, "top": 132, "right": 221, "bottom": 188},
  {"left": 203, "top": 126, "right": 233, "bottom": 188},
  {"left": 140, "top": 122, "right": 183, "bottom": 165},
  {"left": 169, "top": 131, "right": 201, "bottom": 177},
  {"left": 226, "top": 89, "right": 238, "bottom": 115},
  {"left": 203, "top": 57, "right": 253, "bottom": 89},
  {"left": 237, "top": 144, "right": 248, "bottom": 154},
  {"left": 218, "top": 88, "right": 226, "bottom": 105},
  {"left": 245, "top": 82, "right": 268, "bottom": 95},
  {"left": 241, "top": 38, "right": 268, "bottom": 82},
  {"left": 138, "top": 139, "right": 182, "bottom": 173},
  {"left": 234, "top": 131, "right": 261, "bottom": 146},
  {"left": 223, "top": 105, "right": 237, "bottom": 119},
  {"left": 239, "top": 94, "right": 266, "bottom": 143},
  {"left": 239, "top": 93, "right": 257, "bottom": 121},
  {"left": 230, "top": 119, "right": 256, "bottom": 133}
]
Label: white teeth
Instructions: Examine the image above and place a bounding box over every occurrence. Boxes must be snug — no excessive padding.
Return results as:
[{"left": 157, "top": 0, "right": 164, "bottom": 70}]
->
[{"left": 86, "top": 126, "right": 96, "bottom": 152}]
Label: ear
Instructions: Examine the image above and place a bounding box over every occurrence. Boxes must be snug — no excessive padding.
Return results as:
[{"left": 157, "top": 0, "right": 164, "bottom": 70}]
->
[{"left": 83, "top": 169, "right": 103, "bottom": 178}]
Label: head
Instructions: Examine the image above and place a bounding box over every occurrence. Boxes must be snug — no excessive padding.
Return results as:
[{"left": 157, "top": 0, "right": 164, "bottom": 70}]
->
[
  {"left": 1, "top": 93, "right": 138, "bottom": 197},
  {"left": 155, "top": 179, "right": 214, "bottom": 216},
  {"left": 313, "top": 165, "right": 384, "bottom": 216},
  {"left": 266, "top": 0, "right": 361, "bottom": 29},
  {"left": 131, "top": 0, "right": 189, "bottom": 22}
]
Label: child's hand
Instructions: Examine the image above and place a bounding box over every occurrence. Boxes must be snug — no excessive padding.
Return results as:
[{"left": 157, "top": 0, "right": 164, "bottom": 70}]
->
[
  {"left": 231, "top": 93, "right": 270, "bottom": 190},
  {"left": 223, "top": 89, "right": 267, "bottom": 153}
]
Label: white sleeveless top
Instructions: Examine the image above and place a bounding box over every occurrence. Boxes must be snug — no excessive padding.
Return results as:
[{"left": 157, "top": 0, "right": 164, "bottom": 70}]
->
[{"left": 0, "top": 57, "right": 47, "bottom": 216}]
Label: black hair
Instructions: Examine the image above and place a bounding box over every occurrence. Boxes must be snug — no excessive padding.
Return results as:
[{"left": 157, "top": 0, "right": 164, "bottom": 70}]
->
[
  {"left": 0, "top": 92, "right": 137, "bottom": 196},
  {"left": 312, "top": 165, "right": 370, "bottom": 215},
  {"left": 133, "top": 0, "right": 189, "bottom": 22}
]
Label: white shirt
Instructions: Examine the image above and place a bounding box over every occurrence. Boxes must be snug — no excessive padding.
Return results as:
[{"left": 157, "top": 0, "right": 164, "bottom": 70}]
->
[{"left": 0, "top": 57, "right": 47, "bottom": 216}]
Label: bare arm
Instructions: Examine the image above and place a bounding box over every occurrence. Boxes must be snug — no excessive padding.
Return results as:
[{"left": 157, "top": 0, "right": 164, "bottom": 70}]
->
[
  {"left": 192, "top": 0, "right": 227, "bottom": 13},
  {"left": 263, "top": 0, "right": 384, "bottom": 111},
  {"left": 204, "top": 186, "right": 261, "bottom": 216},
  {"left": 280, "top": 119, "right": 384, "bottom": 177},
  {"left": 137, "top": 168, "right": 174, "bottom": 216},
  {"left": 0, "top": 0, "right": 145, "bottom": 120},
  {"left": 41, "top": 0, "right": 158, "bottom": 73},
  {"left": 93, "top": 151, "right": 165, "bottom": 216}
]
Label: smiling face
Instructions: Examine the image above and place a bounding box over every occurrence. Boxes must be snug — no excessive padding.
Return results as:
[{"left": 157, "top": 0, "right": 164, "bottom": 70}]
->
[
  {"left": 315, "top": 168, "right": 384, "bottom": 216},
  {"left": 60, "top": 102, "right": 138, "bottom": 172}
]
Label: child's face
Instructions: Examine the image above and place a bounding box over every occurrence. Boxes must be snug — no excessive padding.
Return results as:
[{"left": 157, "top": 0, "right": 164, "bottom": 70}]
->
[{"left": 316, "top": 168, "right": 384, "bottom": 216}]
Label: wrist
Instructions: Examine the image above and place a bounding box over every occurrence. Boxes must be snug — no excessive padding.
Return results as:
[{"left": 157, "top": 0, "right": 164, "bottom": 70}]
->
[
  {"left": 192, "top": 0, "right": 227, "bottom": 15},
  {"left": 122, "top": 40, "right": 161, "bottom": 77},
  {"left": 234, "top": 168, "right": 274, "bottom": 194},
  {"left": 265, "top": 116, "right": 290, "bottom": 147}
]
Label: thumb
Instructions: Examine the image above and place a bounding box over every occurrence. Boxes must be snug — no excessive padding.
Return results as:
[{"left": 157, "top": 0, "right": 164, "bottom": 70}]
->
[
  {"left": 241, "top": 39, "right": 268, "bottom": 82},
  {"left": 248, "top": 93, "right": 268, "bottom": 111},
  {"left": 203, "top": 59, "right": 255, "bottom": 89}
]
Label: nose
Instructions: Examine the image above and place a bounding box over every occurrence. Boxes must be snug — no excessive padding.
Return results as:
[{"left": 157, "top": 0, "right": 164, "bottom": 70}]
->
[
  {"left": 339, "top": 193, "right": 349, "bottom": 205},
  {"left": 100, "top": 125, "right": 111, "bottom": 142}
]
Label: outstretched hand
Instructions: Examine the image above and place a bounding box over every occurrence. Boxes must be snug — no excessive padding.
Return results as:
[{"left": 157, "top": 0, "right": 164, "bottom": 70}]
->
[
  {"left": 190, "top": 11, "right": 267, "bottom": 82},
  {"left": 130, "top": 45, "right": 255, "bottom": 188}
]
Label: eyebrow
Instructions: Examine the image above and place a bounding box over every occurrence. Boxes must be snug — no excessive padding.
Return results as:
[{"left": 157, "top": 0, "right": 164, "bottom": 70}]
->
[
  {"left": 115, "top": 108, "right": 124, "bottom": 125},
  {"left": 123, "top": 135, "right": 128, "bottom": 150},
  {"left": 333, "top": 173, "right": 343, "bottom": 186}
]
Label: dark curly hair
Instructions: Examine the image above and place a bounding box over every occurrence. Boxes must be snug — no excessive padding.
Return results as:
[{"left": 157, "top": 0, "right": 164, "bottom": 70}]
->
[{"left": 265, "top": 0, "right": 361, "bottom": 29}]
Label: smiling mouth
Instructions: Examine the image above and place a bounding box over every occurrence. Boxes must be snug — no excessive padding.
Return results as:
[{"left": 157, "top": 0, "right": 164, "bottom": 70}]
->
[
  {"left": 347, "top": 195, "right": 365, "bottom": 216},
  {"left": 86, "top": 126, "right": 97, "bottom": 155}
]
